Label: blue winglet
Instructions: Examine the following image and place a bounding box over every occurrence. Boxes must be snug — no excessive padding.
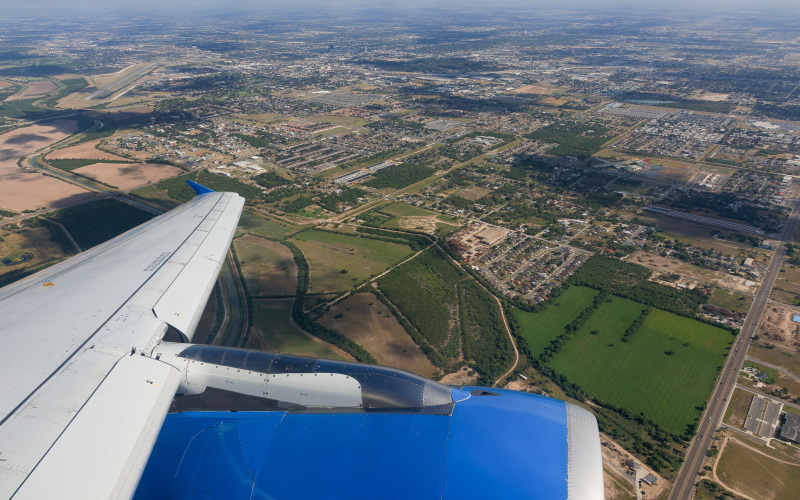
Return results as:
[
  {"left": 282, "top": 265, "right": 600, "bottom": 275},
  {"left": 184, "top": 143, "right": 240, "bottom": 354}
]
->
[{"left": 187, "top": 180, "right": 215, "bottom": 195}]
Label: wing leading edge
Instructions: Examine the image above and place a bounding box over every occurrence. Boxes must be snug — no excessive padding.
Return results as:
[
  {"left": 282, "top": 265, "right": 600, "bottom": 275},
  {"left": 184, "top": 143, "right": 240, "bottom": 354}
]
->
[{"left": 0, "top": 188, "right": 245, "bottom": 499}]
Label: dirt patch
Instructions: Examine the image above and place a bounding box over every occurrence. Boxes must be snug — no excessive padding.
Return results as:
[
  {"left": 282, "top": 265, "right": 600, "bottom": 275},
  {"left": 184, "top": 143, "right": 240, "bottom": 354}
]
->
[
  {"left": 511, "top": 85, "right": 555, "bottom": 95},
  {"left": 396, "top": 216, "right": 442, "bottom": 233},
  {"left": 7, "top": 80, "right": 57, "bottom": 100},
  {"left": 457, "top": 185, "right": 492, "bottom": 201},
  {"left": 0, "top": 172, "right": 94, "bottom": 212},
  {"left": 758, "top": 303, "right": 800, "bottom": 351},
  {"left": 72, "top": 162, "right": 183, "bottom": 190},
  {"left": 626, "top": 250, "right": 756, "bottom": 294},
  {"left": 47, "top": 139, "right": 128, "bottom": 161},
  {"left": 0, "top": 120, "right": 77, "bottom": 161},
  {"left": 319, "top": 292, "right": 437, "bottom": 377},
  {"left": 439, "top": 366, "right": 478, "bottom": 385},
  {"left": 599, "top": 432, "right": 668, "bottom": 500},
  {"left": 233, "top": 235, "right": 298, "bottom": 296}
]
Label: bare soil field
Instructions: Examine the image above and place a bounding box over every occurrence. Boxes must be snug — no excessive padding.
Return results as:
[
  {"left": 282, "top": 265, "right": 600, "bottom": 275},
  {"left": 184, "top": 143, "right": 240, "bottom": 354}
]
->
[
  {"left": 47, "top": 139, "right": 128, "bottom": 160},
  {"left": 0, "top": 172, "right": 93, "bottom": 212},
  {"left": 457, "top": 185, "right": 492, "bottom": 201},
  {"left": 0, "top": 158, "right": 20, "bottom": 176},
  {"left": 73, "top": 162, "right": 183, "bottom": 190},
  {"left": 626, "top": 250, "right": 756, "bottom": 294},
  {"left": 439, "top": 366, "right": 478, "bottom": 385},
  {"left": 395, "top": 216, "right": 442, "bottom": 233},
  {"left": 757, "top": 303, "right": 800, "bottom": 351},
  {"left": 319, "top": 292, "right": 437, "bottom": 377},
  {"left": 233, "top": 235, "right": 297, "bottom": 296},
  {"left": 7, "top": 80, "right": 57, "bottom": 100},
  {"left": 511, "top": 85, "right": 556, "bottom": 94},
  {"left": 0, "top": 120, "right": 77, "bottom": 161},
  {"left": 599, "top": 432, "right": 666, "bottom": 500}
]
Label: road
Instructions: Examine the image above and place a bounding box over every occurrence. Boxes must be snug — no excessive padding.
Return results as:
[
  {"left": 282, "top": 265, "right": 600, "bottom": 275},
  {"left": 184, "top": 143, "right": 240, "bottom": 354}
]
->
[{"left": 669, "top": 190, "right": 800, "bottom": 500}]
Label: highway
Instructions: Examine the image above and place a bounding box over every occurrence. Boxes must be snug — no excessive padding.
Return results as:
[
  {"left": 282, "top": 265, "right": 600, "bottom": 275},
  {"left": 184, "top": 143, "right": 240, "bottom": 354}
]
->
[{"left": 669, "top": 189, "right": 800, "bottom": 500}]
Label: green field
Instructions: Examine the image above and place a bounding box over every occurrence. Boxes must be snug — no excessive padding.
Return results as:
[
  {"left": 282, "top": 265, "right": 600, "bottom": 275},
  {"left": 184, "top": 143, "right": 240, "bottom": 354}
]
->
[
  {"left": 514, "top": 286, "right": 599, "bottom": 355},
  {"left": 709, "top": 287, "right": 753, "bottom": 314},
  {"left": 290, "top": 230, "right": 413, "bottom": 293},
  {"left": 236, "top": 211, "right": 297, "bottom": 239},
  {"left": 548, "top": 301, "right": 732, "bottom": 434},
  {"left": 380, "top": 202, "right": 437, "bottom": 217},
  {"left": 252, "top": 299, "right": 348, "bottom": 360},
  {"left": 129, "top": 185, "right": 182, "bottom": 210},
  {"left": 233, "top": 237, "right": 296, "bottom": 296}
]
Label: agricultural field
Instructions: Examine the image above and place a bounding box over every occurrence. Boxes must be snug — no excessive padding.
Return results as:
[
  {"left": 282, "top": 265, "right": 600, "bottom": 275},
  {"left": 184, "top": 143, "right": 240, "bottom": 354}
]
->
[
  {"left": 0, "top": 172, "right": 94, "bottom": 212},
  {"left": 716, "top": 438, "right": 800, "bottom": 500},
  {"left": 319, "top": 292, "right": 436, "bottom": 377},
  {"left": 251, "top": 299, "right": 350, "bottom": 361},
  {"left": 513, "top": 286, "right": 599, "bottom": 355},
  {"left": 290, "top": 230, "right": 413, "bottom": 293},
  {"left": 548, "top": 300, "right": 733, "bottom": 435},
  {"left": 0, "top": 119, "right": 77, "bottom": 160},
  {"left": 236, "top": 211, "right": 297, "bottom": 239},
  {"left": 233, "top": 235, "right": 297, "bottom": 297},
  {"left": 73, "top": 162, "right": 183, "bottom": 190}
]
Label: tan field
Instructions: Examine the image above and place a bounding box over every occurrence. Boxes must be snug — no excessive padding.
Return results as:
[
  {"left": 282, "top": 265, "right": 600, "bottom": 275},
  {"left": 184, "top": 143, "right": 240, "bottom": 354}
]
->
[
  {"left": 0, "top": 120, "right": 78, "bottom": 160},
  {"left": 511, "top": 85, "right": 556, "bottom": 95},
  {"left": 0, "top": 158, "right": 20, "bottom": 176},
  {"left": 233, "top": 235, "right": 298, "bottom": 296},
  {"left": 47, "top": 139, "right": 128, "bottom": 160},
  {"left": 72, "top": 162, "right": 183, "bottom": 190},
  {"left": 7, "top": 80, "right": 57, "bottom": 101},
  {"left": 0, "top": 172, "right": 93, "bottom": 211},
  {"left": 319, "top": 292, "right": 437, "bottom": 377}
]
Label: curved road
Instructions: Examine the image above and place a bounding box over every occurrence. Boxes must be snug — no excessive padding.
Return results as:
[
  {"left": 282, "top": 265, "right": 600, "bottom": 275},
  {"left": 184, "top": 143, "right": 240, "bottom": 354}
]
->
[{"left": 669, "top": 190, "right": 800, "bottom": 500}]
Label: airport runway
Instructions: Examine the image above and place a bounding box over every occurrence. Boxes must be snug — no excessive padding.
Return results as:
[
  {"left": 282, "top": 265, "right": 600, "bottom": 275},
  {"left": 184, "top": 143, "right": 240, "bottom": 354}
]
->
[{"left": 669, "top": 190, "right": 800, "bottom": 500}]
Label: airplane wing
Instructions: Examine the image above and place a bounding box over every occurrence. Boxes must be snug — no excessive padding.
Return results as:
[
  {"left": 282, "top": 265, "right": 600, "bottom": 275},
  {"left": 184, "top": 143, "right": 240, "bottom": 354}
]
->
[
  {"left": 0, "top": 186, "right": 245, "bottom": 499},
  {"left": 0, "top": 185, "right": 604, "bottom": 499}
]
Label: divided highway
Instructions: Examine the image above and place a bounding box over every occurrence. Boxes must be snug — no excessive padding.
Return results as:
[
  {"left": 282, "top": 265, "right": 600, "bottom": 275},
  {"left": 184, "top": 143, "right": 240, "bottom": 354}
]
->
[{"left": 669, "top": 190, "right": 800, "bottom": 500}]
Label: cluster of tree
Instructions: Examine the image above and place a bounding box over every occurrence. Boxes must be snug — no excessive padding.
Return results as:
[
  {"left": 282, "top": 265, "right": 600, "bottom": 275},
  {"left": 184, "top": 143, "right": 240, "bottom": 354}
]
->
[
  {"left": 252, "top": 170, "right": 289, "bottom": 189},
  {"left": 458, "top": 280, "right": 513, "bottom": 383},
  {"left": 378, "top": 248, "right": 461, "bottom": 349},
  {"left": 231, "top": 133, "right": 276, "bottom": 150},
  {"left": 441, "top": 195, "right": 472, "bottom": 210},
  {"left": 317, "top": 187, "right": 367, "bottom": 213},
  {"left": 355, "top": 226, "right": 431, "bottom": 252},
  {"left": 666, "top": 191, "right": 763, "bottom": 226},
  {"left": 45, "top": 199, "right": 154, "bottom": 250},
  {"left": 525, "top": 121, "right": 613, "bottom": 160},
  {"left": 622, "top": 307, "right": 652, "bottom": 342},
  {"left": 364, "top": 163, "right": 435, "bottom": 190},
  {"left": 282, "top": 196, "right": 314, "bottom": 213},
  {"left": 371, "top": 289, "right": 447, "bottom": 369}
]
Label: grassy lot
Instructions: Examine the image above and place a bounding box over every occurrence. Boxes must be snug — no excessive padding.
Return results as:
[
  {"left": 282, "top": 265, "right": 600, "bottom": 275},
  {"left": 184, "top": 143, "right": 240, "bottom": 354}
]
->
[
  {"left": 0, "top": 225, "right": 69, "bottom": 287},
  {"left": 514, "top": 286, "right": 599, "bottom": 356},
  {"left": 716, "top": 438, "right": 800, "bottom": 500},
  {"left": 291, "top": 230, "right": 413, "bottom": 293},
  {"left": 548, "top": 302, "right": 732, "bottom": 435},
  {"left": 748, "top": 344, "right": 800, "bottom": 379},
  {"left": 233, "top": 235, "right": 297, "bottom": 296},
  {"left": 723, "top": 388, "right": 754, "bottom": 429},
  {"left": 709, "top": 287, "right": 753, "bottom": 314},
  {"left": 251, "top": 299, "right": 349, "bottom": 361},
  {"left": 774, "top": 265, "right": 800, "bottom": 296},
  {"left": 380, "top": 202, "right": 437, "bottom": 217},
  {"left": 236, "top": 211, "right": 297, "bottom": 239}
]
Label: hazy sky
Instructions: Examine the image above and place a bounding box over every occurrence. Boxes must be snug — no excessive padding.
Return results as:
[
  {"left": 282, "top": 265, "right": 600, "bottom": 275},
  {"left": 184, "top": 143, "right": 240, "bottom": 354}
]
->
[{"left": 5, "top": 0, "right": 800, "bottom": 15}]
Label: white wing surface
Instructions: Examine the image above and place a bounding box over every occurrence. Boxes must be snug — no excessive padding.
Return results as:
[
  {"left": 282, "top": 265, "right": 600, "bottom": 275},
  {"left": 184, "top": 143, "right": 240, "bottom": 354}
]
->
[{"left": 0, "top": 191, "right": 244, "bottom": 499}]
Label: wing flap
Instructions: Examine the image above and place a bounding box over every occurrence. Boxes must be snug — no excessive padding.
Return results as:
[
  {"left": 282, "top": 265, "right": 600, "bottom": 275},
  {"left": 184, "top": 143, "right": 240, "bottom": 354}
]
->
[{"left": 12, "top": 355, "right": 180, "bottom": 500}]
